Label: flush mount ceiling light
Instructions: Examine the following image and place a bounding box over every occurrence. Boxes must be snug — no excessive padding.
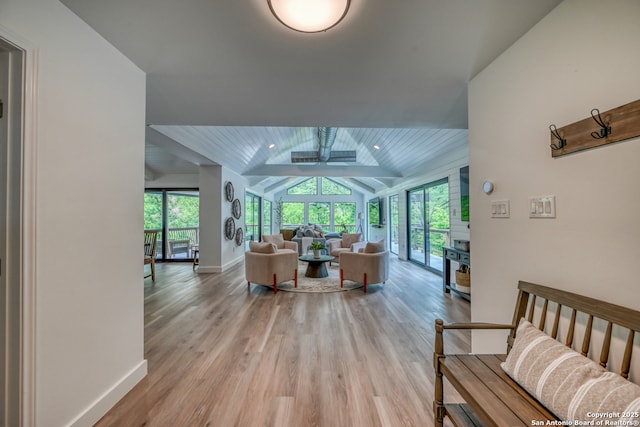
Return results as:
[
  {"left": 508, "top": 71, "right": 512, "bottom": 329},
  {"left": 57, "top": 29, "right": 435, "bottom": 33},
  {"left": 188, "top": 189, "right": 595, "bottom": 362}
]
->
[{"left": 267, "top": 0, "right": 351, "bottom": 33}]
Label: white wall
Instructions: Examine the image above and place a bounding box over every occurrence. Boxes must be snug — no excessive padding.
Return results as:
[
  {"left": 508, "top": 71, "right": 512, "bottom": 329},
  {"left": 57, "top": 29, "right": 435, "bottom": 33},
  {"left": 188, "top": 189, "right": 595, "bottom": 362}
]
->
[
  {"left": 221, "top": 167, "right": 247, "bottom": 269},
  {"left": 199, "top": 166, "right": 223, "bottom": 273},
  {"left": 469, "top": 0, "right": 640, "bottom": 357},
  {"left": 0, "top": 0, "right": 147, "bottom": 425},
  {"left": 145, "top": 173, "right": 198, "bottom": 188}
]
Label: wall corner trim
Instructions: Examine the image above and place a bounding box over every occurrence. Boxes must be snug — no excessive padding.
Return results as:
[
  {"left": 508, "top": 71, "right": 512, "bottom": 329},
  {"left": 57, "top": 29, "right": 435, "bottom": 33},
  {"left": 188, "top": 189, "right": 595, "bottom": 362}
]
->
[{"left": 69, "top": 360, "right": 148, "bottom": 427}]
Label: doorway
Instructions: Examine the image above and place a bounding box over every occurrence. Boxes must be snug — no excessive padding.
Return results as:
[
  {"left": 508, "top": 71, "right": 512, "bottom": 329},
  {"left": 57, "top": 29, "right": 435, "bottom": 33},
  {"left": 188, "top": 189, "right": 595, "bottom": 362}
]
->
[{"left": 0, "top": 36, "right": 24, "bottom": 427}]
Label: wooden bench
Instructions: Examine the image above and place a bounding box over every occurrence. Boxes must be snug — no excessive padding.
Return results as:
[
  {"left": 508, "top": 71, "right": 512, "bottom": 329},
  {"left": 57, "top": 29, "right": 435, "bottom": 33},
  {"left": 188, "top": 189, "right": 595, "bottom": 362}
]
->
[{"left": 434, "top": 280, "right": 640, "bottom": 427}]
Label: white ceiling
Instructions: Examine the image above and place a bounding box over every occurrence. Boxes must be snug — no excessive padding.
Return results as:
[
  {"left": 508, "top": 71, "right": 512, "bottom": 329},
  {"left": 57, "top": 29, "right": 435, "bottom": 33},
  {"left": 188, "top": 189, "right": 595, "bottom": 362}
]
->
[{"left": 60, "top": 0, "right": 562, "bottom": 193}]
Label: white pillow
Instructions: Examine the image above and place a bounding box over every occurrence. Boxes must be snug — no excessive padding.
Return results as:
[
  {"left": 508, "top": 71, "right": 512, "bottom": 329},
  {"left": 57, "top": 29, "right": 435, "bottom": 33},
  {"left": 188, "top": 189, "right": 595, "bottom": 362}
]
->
[{"left": 501, "top": 319, "right": 640, "bottom": 422}]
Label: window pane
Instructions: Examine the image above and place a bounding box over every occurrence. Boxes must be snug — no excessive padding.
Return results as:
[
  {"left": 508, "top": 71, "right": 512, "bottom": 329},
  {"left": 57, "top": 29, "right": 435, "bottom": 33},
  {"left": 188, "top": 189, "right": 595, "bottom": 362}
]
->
[
  {"left": 287, "top": 178, "right": 317, "bottom": 195},
  {"left": 282, "top": 202, "right": 304, "bottom": 227},
  {"left": 144, "top": 191, "right": 164, "bottom": 259},
  {"left": 144, "top": 192, "right": 163, "bottom": 230},
  {"left": 334, "top": 202, "right": 356, "bottom": 233},
  {"left": 389, "top": 195, "right": 399, "bottom": 254},
  {"left": 263, "top": 200, "right": 272, "bottom": 236},
  {"left": 321, "top": 177, "right": 351, "bottom": 195},
  {"left": 308, "top": 202, "right": 330, "bottom": 229},
  {"left": 426, "top": 182, "right": 449, "bottom": 271}
]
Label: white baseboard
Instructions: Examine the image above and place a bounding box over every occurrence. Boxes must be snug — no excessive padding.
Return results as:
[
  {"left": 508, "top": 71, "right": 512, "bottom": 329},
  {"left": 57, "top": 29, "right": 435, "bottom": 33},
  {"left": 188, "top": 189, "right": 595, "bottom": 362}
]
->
[
  {"left": 198, "top": 254, "right": 243, "bottom": 274},
  {"left": 69, "top": 359, "right": 147, "bottom": 427}
]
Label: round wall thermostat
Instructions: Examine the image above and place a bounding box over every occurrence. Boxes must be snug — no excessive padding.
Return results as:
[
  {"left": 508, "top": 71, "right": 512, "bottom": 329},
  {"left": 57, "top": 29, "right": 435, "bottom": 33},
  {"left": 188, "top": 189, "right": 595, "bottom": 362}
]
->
[{"left": 483, "top": 181, "right": 494, "bottom": 194}]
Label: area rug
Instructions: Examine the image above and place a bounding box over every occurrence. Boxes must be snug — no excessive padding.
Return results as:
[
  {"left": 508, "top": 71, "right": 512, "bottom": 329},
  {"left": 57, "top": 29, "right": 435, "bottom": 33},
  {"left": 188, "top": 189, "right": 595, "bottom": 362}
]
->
[{"left": 274, "top": 262, "right": 364, "bottom": 293}]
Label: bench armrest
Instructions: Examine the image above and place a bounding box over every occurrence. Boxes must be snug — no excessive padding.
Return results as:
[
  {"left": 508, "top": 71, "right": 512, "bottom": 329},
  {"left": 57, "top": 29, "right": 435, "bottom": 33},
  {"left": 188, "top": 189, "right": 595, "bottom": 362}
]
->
[{"left": 434, "top": 319, "right": 516, "bottom": 359}]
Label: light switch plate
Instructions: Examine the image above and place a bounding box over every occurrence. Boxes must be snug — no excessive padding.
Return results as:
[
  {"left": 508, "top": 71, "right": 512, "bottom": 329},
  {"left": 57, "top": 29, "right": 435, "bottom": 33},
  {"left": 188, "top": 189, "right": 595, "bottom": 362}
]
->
[
  {"left": 491, "top": 200, "right": 510, "bottom": 218},
  {"left": 529, "top": 196, "right": 556, "bottom": 218}
]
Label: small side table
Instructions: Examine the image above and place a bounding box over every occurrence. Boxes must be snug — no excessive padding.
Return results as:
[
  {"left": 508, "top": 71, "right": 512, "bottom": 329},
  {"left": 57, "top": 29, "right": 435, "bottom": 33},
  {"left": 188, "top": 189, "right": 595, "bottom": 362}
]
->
[
  {"left": 443, "top": 246, "right": 470, "bottom": 301},
  {"left": 299, "top": 254, "right": 335, "bottom": 278},
  {"left": 192, "top": 245, "right": 199, "bottom": 270}
]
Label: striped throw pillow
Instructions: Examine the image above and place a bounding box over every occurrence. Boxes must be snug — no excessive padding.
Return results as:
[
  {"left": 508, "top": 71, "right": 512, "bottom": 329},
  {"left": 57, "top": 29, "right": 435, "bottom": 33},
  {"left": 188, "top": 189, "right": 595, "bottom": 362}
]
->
[{"left": 501, "top": 319, "right": 640, "bottom": 423}]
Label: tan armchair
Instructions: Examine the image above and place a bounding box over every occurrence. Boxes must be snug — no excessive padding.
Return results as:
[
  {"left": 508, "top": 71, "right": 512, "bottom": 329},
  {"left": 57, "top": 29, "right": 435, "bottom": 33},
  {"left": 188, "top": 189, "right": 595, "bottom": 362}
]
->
[
  {"left": 245, "top": 241, "right": 298, "bottom": 294},
  {"left": 339, "top": 241, "right": 389, "bottom": 293},
  {"left": 263, "top": 233, "right": 298, "bottom": 253},
  {"left": 328, "top": 233, "right": 364, "bottom": 265}
]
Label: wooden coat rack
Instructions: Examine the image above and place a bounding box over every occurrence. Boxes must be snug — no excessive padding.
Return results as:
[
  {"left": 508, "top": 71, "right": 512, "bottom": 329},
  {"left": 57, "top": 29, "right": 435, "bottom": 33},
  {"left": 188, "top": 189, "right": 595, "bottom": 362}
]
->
[{"left": 549, "top": 98, "right": 640, "bottom": 158}]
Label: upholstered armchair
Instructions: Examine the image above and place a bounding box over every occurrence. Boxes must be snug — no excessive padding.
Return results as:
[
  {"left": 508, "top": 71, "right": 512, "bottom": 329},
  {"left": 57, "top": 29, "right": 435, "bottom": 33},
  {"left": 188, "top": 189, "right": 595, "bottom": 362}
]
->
[
  {"left": 245, "top": 241, "right": 298, "bottom": 294},
  {"left": 339, "top": 241, "right": 389, "bottom": 293},
  {"left": 328, "top": 233, "right": 364, "bottom": 264},
  {"left": 262, "top": 233, "right": 298, "bottom": 253}
]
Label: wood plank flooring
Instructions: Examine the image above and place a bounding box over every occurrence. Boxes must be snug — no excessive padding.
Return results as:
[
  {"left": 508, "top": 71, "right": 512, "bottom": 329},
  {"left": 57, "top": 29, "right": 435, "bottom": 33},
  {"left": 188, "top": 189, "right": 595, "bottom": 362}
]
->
[{"left": 96, "top": 256, "right": 470, "bottom": 427}]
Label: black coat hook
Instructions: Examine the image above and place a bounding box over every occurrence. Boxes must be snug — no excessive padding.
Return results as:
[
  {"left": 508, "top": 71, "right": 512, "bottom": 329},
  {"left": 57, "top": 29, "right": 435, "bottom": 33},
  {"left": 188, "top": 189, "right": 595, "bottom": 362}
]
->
[
  {"left": 549, "top": 124, "right": 566, "bottom": 150},
  {"left": 590, "top": 108, "right": 611, "bottom": 139}
]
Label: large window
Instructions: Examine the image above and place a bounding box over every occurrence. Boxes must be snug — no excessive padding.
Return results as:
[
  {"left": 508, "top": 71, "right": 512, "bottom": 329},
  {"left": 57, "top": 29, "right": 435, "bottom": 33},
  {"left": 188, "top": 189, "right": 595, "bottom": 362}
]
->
[
  {"left": 282, "top": 178, "right": 356, "bottom": 232},
  {"left": 407, "top": 179, "right": 450, "bottom": 273},
  {"left": 144, "top": 189, "right": 199, "bottom": 261},
  {"left": 389, "top": 194, "right": 399, "bottom": 254}
]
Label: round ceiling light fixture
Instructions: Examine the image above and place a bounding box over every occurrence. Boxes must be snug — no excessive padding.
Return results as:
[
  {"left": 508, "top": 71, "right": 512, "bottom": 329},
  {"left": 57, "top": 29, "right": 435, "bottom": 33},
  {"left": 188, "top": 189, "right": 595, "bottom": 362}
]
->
[{"left": 267, "top": 0, "right": 351, "bottom": 33}]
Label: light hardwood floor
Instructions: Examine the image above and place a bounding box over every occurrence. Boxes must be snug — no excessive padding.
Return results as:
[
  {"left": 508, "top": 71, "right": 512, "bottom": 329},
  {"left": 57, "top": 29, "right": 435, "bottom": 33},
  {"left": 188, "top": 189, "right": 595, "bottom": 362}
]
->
[{"left": 96, "top": 257, "right": 470, "bottom": 427}]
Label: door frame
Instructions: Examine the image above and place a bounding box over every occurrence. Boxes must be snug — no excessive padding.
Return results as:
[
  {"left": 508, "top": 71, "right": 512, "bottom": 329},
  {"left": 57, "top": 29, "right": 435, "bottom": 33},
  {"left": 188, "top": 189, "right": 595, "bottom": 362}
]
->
[{"left": 0, "top": 25, "right": 38, "bottom": 427}]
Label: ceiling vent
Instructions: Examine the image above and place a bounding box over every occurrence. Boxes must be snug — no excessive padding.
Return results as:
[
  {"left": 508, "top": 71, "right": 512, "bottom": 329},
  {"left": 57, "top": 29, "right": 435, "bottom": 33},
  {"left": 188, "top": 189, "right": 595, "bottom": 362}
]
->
[{"left": 291, "top": 127, "right": 356, "bottom": 163}]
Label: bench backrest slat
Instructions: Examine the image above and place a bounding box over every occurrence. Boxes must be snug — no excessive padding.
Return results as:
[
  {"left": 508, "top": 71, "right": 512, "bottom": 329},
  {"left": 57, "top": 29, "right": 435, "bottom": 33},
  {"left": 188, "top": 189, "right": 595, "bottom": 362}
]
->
[
  {"left": 539, "top": 299, "right": 548, "bottom": 331},
  {"left": 565, "top": 308, "right": 577, "bottom": 348},
  {"left": 623, "top": 330, "right": 635, "bottom": 379},
  {"left": 581, "top": 315, "right": 593, "bottom": 357},
  {"left": 527, "top": 295, "right": 536, "bottom": 323},
  {"left": 599, "top": 321, "right": 613, "bottom": 368},
  {"left": 551, "top": 304, "right": 562, "bottom": 339}
]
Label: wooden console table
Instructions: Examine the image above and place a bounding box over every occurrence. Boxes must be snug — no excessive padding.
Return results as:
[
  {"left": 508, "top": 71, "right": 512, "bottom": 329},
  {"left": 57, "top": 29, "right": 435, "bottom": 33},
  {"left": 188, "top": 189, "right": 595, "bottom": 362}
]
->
[{"left": 442, "top": 246, "right": 470, "bottom": 301}]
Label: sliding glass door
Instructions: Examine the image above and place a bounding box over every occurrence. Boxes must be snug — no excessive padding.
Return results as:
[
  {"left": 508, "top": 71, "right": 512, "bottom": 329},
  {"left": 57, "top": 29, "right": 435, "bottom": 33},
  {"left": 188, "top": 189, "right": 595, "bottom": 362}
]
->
[
  {"left": 263, "top": 199, "right": 272, "bottom": 236},
  {"left": 389, "top": 194, "right": 399, "bottom": 254},
  {"left": 144, "top": 189, "right": 199, "bottom": 261},
  {"left": 407, "top": 179, "right": 450, "bottom": 273},
  {"left": 245, "top": 192, "right": 261, "bottom": 245}
]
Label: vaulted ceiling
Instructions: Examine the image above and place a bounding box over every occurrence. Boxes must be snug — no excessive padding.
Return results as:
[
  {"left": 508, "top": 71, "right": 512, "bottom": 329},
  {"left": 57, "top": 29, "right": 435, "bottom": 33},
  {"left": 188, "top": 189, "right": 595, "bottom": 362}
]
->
[{"left": 60, "top": 0, "right": 562, "bottom": 194}]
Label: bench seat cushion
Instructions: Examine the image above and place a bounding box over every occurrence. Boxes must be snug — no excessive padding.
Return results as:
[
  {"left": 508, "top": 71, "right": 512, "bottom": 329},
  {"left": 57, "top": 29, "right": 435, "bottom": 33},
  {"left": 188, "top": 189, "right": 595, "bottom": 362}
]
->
[{"left": 501, "top": 319, "right": 640, "bottom": 423}]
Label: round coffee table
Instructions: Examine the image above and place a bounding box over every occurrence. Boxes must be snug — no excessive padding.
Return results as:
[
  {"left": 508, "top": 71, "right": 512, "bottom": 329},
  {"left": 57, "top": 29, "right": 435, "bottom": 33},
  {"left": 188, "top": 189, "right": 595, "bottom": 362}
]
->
[{"left": 299, "top": 254, "right": 335, "bottom": 278}]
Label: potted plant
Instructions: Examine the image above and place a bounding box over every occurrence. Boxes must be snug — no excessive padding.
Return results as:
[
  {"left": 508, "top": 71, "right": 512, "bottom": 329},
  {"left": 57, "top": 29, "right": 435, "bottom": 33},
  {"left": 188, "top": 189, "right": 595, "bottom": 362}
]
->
[{"left": 309, "top": 241, "right": 325, "bottom": 258}]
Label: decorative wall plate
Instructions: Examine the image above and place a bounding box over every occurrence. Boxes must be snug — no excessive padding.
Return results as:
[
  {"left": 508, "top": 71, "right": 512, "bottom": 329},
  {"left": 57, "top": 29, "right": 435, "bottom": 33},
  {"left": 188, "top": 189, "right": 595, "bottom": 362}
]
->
[
  {"left": 234, "top": 227, "right": 244, "bottom": 247},
  {"left": 224, "top": 217, "right": 236, "bottom": 240},
  {"left": 232, "top": 198, "right": 242, "bottom": 219},
  {"left": 225, "top": 181, "right": 234, "bottom": 202}
]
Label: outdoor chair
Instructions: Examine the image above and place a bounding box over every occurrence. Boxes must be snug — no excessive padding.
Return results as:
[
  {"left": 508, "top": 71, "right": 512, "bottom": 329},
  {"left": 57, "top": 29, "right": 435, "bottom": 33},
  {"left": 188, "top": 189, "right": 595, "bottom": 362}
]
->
[{"left": 144, "top": 230, "right": 158, "bottom": 281}]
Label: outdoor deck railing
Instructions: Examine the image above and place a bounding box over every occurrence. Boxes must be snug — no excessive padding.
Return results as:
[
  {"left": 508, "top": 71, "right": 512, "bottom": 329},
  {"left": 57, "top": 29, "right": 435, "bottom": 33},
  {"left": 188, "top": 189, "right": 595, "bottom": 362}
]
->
[{"left": 145, "top": 226, "right": 199, "bottom": 258}]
